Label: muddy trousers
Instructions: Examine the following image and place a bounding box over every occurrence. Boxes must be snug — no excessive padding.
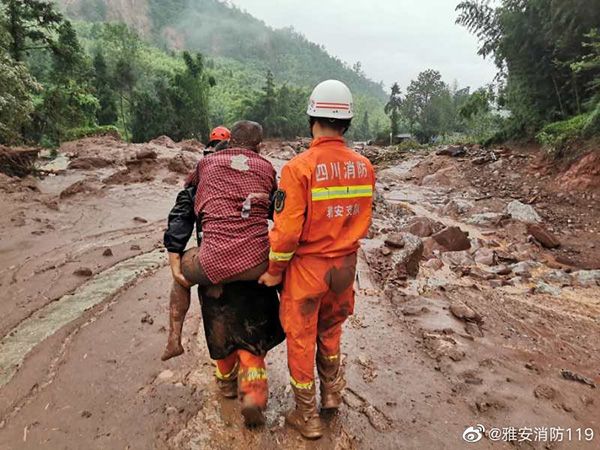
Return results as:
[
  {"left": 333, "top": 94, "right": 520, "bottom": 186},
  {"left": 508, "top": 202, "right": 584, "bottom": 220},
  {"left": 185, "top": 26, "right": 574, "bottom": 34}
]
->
[
  {"left": 215, "top": 350, "right": 268, "bottom": 409},
  {"left": 279, "top": 254, "right": 357, "bottom": 390}
]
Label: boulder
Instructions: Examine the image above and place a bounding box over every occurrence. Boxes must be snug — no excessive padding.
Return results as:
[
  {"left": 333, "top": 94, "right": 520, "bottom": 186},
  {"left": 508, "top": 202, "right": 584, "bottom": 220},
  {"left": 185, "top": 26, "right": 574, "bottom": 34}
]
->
[
  {"left": 572, "top": 270, "right": 600, "bottom": 287},
  {"left": 474, "top": 248, "right": 496, "bottom": 266},
  {"left": 401, "top": 216, "right": 445, "bottom": 238},
  {"left": 436, "top": 145, "right": 466, "bottom": 157},
  {"left": 389, "top": 233, "right": 424, "bottom": 278},
  {"left": 467, "top": 212, "right": 507, "bottom": 227},
  {"left": 384, "top": 234, "right": 405, "bottom": 249},
  {"left": 441, "top": 199, "right": 474, "bottom": 216},
  {"left": 431, "top": 226, "right": 471, "bottom": 252},
  {"left": 440, "top": 251, "right": 475, "bottom": 268},
  {"left": 506, "top": 200, "right": 542, "bottom": 223},
  {"left": 526, "top": 223, "right": 560, "bottom": 249},
  {"left": 449, "top": 302, "right": 482, "bottom": 323},
  {"left": 535, "top": 281, "right": 561, "bottom": 296},
  {"left": 542, "top": 270, "right": 572, "bottom": 286}
]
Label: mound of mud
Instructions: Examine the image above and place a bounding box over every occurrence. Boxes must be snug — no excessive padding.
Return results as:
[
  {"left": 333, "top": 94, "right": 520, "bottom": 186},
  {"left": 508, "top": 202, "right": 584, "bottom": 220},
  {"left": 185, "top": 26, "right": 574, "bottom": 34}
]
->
[
  {"left": 179, "top": 139, "right": 205, "bottom": 153},
  {"left": 60, "top": 176, "right": 102, "bottom": 199},
  {"left": 150, "top": 135, "right": 176, "bottom": 149},
  {"left": 0, "top": 173, "right": 40, "bottom": 194},
  {"left": 68, "top": 156, "right": 114, "bottom": 170},
  {"left": 0, "top": 145, "right": 40, "bottom": 177},
  {"left": 104, "top": 159, "right": 159, "bottom": 185},
  {"left": 557, "top": 151, "right": 600, "bottom": 191},
  {"left": 167, "top": 152, "right": 198, "bottom": 174}
]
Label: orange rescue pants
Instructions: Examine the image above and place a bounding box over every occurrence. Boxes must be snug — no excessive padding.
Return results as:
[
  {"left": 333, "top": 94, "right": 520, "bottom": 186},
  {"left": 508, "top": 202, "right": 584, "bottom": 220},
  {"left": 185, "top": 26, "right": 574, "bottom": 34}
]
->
[
  {"left": 279, "top": 253, "right": 356, "bottom": 389},
  {"left": 215, "top": 350, "right": 268, "bottom": 408}
]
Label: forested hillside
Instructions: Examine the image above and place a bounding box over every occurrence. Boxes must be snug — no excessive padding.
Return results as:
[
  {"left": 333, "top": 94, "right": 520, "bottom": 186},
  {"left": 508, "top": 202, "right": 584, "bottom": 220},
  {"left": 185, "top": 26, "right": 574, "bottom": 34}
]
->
[
  {"left": 57, "top": 0, "right": 386, "bottom": 101},
  {"left": 0, "top": 0, "right": 387, "bottom": 147}
]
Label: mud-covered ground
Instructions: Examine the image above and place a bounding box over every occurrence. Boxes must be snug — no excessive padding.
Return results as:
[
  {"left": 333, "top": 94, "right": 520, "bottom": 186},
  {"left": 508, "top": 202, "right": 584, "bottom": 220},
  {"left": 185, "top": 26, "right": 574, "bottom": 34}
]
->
[{"left": 0, "top": 136, "right": 598, "bottom": 449}]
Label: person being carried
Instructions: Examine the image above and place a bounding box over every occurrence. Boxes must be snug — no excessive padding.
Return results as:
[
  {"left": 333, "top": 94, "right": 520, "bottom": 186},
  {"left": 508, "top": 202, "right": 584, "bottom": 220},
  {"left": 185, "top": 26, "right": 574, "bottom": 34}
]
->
[{"left": 163, "top": 121, "right": 284, "bottom": 426}]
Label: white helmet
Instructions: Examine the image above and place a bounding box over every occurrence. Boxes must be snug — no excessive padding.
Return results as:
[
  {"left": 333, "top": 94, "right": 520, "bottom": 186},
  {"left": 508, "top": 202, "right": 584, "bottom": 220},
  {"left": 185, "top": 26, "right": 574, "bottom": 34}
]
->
[{"left": 307, "top": 80, "right": 354, "bottom": 120}]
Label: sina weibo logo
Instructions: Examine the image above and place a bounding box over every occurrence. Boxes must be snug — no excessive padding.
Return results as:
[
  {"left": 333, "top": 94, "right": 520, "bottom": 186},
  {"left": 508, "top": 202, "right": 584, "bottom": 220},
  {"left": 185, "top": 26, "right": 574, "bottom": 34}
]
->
[{"left": 463, "top": 424, "right": 486, "bottom": 443}]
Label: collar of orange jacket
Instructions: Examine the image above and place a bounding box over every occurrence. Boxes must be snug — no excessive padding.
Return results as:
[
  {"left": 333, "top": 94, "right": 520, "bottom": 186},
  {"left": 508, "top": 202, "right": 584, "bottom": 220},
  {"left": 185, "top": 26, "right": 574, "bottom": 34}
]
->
[{"left": 310, "top": 136, "right": 345, "bottom": 149}]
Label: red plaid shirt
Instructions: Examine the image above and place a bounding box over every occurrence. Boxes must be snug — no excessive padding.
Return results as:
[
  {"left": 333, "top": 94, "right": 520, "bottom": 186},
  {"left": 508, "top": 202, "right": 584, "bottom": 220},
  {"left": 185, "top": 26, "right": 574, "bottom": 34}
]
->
[{"left": 187, "top": 148, "right": 277, "bottom": 284}]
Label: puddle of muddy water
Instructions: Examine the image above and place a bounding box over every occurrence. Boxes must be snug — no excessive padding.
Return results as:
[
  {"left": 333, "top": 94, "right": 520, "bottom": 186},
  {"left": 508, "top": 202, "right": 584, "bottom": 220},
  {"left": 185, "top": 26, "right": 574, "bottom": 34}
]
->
[{"left": 0, "top": 250, "right": 166, "bottom": 388}]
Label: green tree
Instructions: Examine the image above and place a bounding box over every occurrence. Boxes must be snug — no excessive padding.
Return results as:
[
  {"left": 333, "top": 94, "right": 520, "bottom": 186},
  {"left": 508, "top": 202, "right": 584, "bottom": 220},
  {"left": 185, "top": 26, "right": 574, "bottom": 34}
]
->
[
  {"left": 384, "top": 82, "right": 402, "bottom": 139},
  {"left": 92, "top": 51, "right": 118, "bottom": 125},
  {"left": 358, "top": 110, "right": 370, "bottom": 140},
  {"left": 457, "top": 0, "right": 600, "bottom": 135},
  {"left": 52, "top": 21, "right": 86, "bottom": 84},
  {"left": 402, "top": 69, "right": 449, "bottom": 142},
  {"left": 1, "top": 0, "right": 62, "bottom": 61},
  {"left": 0, "top": 48, "right": 39, "bottom": 143}
]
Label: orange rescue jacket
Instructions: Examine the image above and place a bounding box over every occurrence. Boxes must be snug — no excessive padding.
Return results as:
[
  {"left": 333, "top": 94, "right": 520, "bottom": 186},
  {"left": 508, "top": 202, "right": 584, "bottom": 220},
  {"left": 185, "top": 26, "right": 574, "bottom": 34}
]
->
[{"left": 267, "top": 136, "right": 376, "bottom": 276}]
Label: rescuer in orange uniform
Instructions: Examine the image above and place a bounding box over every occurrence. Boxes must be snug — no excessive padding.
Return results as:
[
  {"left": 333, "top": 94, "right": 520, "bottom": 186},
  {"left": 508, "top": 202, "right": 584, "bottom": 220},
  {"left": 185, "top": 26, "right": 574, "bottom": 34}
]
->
[{"left": 259, "top": 80, "right": 375, "bottom": 439}]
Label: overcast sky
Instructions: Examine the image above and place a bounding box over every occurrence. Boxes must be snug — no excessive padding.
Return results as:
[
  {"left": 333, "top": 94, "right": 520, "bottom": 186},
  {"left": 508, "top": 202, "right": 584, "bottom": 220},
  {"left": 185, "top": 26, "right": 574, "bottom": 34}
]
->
[{"left": 228, "top": 0, "right": 498, "bottom": 92}]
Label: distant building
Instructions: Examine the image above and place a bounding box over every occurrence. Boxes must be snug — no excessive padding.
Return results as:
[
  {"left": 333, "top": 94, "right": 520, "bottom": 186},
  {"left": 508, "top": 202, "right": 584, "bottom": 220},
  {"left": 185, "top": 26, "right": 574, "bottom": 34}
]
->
[{"left": 395, "top": 133, "right": 414, "bottom": 142}]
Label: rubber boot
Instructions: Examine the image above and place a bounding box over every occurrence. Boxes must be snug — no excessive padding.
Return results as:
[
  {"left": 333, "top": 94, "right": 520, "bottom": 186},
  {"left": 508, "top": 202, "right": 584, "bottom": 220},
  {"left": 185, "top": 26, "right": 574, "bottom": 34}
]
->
[
  {"left": 241, "top": 395, "right": 266, "bottom": 427},
  {"left": 317, "top": 353, "right": 345, "bottom": 410},
  {"left": 286, "top": 384, "right": 324, "bottom": 440},
  {"left": 216, "top": 370, "right": 238, "bottom": 399}
]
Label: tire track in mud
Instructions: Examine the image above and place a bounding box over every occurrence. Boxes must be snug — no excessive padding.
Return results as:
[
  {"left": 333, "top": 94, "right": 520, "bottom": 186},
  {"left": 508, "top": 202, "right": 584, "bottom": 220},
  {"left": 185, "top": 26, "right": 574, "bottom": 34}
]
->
[{"left": 0, "top": 249, "right": 167, "bottom": 388}]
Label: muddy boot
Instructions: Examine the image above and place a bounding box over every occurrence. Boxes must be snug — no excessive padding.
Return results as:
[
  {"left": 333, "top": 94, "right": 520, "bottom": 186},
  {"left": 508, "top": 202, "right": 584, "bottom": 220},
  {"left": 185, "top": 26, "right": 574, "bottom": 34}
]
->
[
  {"left": 317, "top": 353, "right": 345, "bottom": 410},
  {"left": 216, "top": 375, "right": 238, "bottom": 399},
  {"left": 241, "top": 396, "right": 266, "bottom": 427},
  {"left": 286, "top": 385, "right": 324, "bottom": 440}
]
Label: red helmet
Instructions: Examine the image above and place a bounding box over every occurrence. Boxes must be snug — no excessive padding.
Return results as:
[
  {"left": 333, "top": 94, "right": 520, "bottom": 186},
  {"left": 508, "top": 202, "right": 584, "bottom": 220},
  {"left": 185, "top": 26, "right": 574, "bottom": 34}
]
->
[{"left": 210, "top": 126, "right": 231, "bottom": 142}]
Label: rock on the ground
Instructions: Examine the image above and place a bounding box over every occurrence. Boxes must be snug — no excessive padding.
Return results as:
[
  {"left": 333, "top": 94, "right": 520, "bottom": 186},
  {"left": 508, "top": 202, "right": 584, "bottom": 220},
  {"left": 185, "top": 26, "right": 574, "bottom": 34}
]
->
[
  {"left": 542, "top": 270, "right": 572, "bottom": 286},
  {"left": 467, "top": 212, "right": 507, "bottom": 227},
  {"left": 440, "top": 251, "right": 475, "bottom": 268},
  {"left": 384, "top": 234, "right": 405, "bottom": 249},
  {"left": 572, "top": 270, "right": 600, "bottom": 287},
  {"left": 102, "top": 248, "right": 113, "bottom": 257},
  {"left": 474, "top": 248, "right": 496, "bottom": 266},
  {"left": 535, "top": 281, "right": 561, "bottom": 296},
  {"left": 74, "top": 267, "right": 93, "bottom": 277},
  {"left": 441, "top": 199, "right": 474, "bottom": 216},
  {"left": 389, "top": 233, "right": 424, "bottom": 278},
  {"left": 511, "top": 261, "right": 539, "bottom": 277},
  {"left": 431, "top": 226, "right": 471, "bottom": 252},
  {"left": 401, "top": 216, "right": 444, "bottom": 238},
  {"left": 436, "top": 145, "right": 465, "bottom": 157},
  {"left": 421, "top": 166, "right": 456, "bottom": 187},
  {"left": 449, "top": 301, "right": 482, "bottom": 324},
  {"left": 506, "top": 200, "right": 542, "bottom": 223},
  {"left": 527, "top": 223, "right": 560, "bottom": 249},
  {"left": 423, "top": 258, "right": 444, "bottom": 270}
]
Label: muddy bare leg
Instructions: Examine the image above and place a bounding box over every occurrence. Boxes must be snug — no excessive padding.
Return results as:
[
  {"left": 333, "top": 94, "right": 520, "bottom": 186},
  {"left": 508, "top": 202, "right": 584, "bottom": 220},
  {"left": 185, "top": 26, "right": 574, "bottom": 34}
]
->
[{"left": 162, "top": 281, "right": 191, "bottom": 361}]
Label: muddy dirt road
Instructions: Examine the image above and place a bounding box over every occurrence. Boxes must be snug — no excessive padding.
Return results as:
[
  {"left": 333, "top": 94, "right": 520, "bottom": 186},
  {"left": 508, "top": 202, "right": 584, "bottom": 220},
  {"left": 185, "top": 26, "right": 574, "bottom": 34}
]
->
[{"left": 0, "top": 137, "right": 598, "bottom": 449}]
